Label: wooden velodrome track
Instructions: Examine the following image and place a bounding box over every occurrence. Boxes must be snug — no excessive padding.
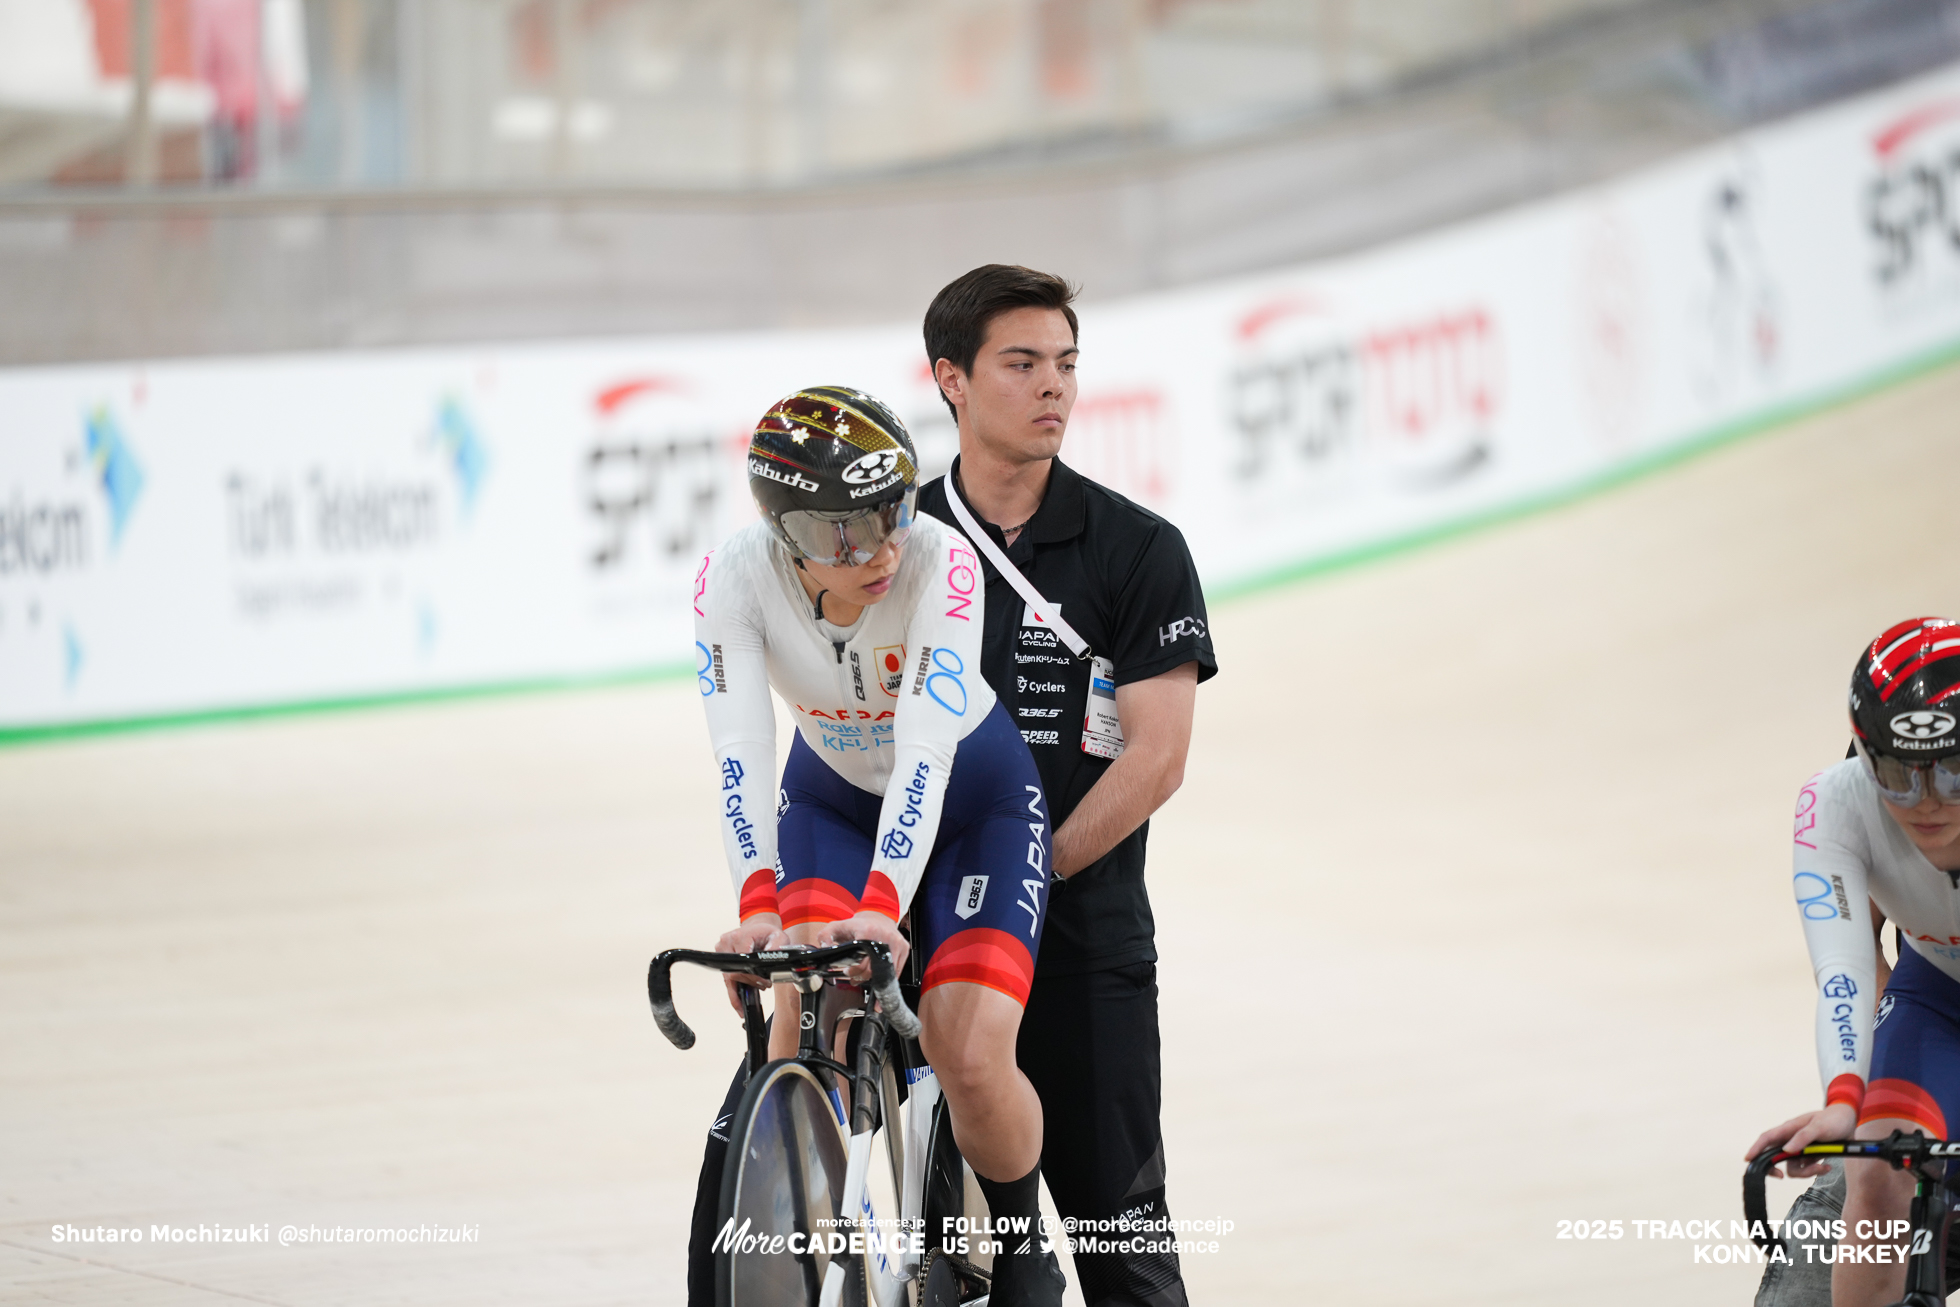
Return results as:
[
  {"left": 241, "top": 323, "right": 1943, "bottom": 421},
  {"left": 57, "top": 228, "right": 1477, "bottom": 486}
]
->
[{"left": 4, "top": 360, "right": 1958, "bottom": 1305}]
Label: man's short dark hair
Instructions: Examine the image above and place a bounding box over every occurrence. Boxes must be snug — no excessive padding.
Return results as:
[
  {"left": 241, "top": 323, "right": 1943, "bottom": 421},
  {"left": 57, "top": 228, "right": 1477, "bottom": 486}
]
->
[{"left": 924, "top": 265, "right": 1079, "bottom": 420}]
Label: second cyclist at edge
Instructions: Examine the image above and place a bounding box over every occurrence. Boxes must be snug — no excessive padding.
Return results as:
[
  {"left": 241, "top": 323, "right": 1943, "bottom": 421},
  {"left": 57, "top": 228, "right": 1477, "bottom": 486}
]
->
[{"left": 1749, "top": 617, "right": 1960, "bottom": 1307}]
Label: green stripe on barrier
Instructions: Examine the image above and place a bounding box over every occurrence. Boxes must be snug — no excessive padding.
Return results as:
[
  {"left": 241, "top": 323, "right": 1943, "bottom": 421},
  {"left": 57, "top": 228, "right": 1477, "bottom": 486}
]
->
[
  {"left": 5, "top": 331, "right": 1960, "bottom": 748},
  {"left": 0, "top": 664, "right": 690, "bottom": 747},
  {"left": 1210, "top": 332, "right": 1960, "bottom": 603}
]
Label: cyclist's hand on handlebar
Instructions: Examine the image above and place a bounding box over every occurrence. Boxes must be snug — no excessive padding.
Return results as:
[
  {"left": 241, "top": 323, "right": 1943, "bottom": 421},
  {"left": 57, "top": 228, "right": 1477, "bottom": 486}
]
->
[
  {"left": 1747, "top": 1102, "right": 1860, "bottom": 1178},
  {"left": 716, "top": 914, "right": 788, "bottom": 1015},
  {"left": 817, "top": 912, "right": 909, "bottom": 981}
]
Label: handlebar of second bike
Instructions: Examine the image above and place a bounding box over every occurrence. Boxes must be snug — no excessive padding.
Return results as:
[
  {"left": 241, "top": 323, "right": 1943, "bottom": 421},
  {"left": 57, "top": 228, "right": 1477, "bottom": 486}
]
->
[
  {"left": 1743, "top": 1133, "right": 1960, "bottom": 1250},
  {"left": 646, "top": 941, "right": 922, "bottom": 1051}
]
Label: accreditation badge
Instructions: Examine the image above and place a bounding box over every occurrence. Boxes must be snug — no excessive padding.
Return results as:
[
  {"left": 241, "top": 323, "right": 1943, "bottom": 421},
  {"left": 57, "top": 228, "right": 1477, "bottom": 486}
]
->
[{"left": 1082, "top": 655, "right": 1125, "bottom": 760}]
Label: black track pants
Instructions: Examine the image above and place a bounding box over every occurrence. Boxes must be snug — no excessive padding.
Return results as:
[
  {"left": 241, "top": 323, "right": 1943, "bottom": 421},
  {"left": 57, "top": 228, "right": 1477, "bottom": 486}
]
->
[
  {"left": 686, "top": 1060, "right": 748, "bottom": 1307},
  {"left": 1019, "top": 961, "right": 1188, "bottom": 1307}
]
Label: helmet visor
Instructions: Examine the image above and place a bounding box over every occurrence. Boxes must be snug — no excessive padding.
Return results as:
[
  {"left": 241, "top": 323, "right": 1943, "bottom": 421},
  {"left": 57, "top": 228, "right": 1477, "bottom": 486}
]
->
[
  {"left": 778, "top": 490, "right": 916, "bottom": 567},
  {"left": 1856, "top": 739, "right": 1960, "bottom": 806}
]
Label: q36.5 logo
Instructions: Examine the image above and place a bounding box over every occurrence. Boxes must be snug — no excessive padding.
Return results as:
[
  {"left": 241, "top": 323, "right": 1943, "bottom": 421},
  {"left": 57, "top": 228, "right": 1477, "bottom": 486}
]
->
[{"left": 1892, "top": 710, "right": 1957, "bottom": 741}]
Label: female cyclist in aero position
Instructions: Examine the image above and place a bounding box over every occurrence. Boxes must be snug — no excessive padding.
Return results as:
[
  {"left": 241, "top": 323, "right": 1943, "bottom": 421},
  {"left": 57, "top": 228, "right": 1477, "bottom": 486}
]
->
[
  {"left": 694, "top": 386, "right": 1066, "bottom": 1305},
  {"left": 1750, "top": 617, "right": 1960, "bottom": 1307}
]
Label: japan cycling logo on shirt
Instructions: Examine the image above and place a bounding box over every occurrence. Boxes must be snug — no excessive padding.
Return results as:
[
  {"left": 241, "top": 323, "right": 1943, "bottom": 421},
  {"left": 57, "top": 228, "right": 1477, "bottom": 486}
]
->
[
  {"left": 873, "top": 645, "right": 905, "bottom": 697},
  {"left": 1891, "top": 710, "right": 1956, "bottom": 741}
]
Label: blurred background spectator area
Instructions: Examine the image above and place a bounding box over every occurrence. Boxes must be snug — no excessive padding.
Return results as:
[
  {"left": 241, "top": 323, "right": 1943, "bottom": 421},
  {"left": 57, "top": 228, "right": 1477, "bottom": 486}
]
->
[
  {"left": 15, "top": 0, "right": 1947, "bottom": 193},
  {"left": 4, "top": 0, "right": 1959, "bottom": 366}
]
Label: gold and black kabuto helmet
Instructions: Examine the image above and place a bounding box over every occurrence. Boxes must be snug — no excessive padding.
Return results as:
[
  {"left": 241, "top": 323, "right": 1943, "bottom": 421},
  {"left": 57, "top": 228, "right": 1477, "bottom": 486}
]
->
[{"left": 749, "top": 386, "right": 920, "bottom": 566}]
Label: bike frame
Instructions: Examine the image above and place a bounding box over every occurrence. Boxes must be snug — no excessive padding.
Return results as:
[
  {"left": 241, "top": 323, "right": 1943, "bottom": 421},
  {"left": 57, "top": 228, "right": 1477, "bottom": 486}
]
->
[
  {"left": 1746, "top": 1132, "right": 1960, "bottom": 1307},
  {"left": 649, "top": 943, "right": 980, "bottom": 1306}
]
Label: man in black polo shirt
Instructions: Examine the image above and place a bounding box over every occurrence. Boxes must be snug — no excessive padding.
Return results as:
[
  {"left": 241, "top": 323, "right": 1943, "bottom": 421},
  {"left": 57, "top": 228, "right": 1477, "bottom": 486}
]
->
[{"left": 920, "top": 264, "right": 1216, "bottom": 1307}]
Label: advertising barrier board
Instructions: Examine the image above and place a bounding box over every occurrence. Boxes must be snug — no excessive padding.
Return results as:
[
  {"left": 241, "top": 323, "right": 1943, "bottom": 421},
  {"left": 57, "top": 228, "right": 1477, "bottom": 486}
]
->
[{"left": 5, "top": 62, "right": 1960, "bottom": 733}]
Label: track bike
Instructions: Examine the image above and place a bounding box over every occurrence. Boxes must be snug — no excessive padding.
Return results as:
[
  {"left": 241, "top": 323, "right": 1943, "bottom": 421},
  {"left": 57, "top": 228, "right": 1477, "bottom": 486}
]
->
[
  {"left": 1747, "top": 1131, "right": 1960, "bottom": 1306},
  {"left": 649, "top": 941, "right": 1008, "bottom": 1306}
]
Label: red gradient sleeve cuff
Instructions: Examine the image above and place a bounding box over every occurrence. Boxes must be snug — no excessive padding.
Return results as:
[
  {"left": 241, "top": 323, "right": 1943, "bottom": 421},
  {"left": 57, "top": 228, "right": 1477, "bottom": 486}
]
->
[
  {"left": 738, "top": 868, "right": 780, "bottom": 922},
  {"left": 860, "top": 871, "right": 902, "bottom": 923},
  {"left": 1825, "top": 1073, "right": 1866, "bottom": 1113}
]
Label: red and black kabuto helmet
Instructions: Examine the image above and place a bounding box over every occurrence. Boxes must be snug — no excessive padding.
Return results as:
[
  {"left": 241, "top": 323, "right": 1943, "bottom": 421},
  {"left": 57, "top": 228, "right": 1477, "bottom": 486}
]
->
[
  {"left": 748, "top": 386, "right": 919, "bottom": 566},
  {"left": 1850, "top": 617, "right": 1960, "bottom": 760}
]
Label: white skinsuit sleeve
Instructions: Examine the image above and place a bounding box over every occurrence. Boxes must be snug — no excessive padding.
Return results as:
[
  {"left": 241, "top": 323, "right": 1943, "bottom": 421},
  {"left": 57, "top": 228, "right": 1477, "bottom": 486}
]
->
[
  {"left": 1792, "top": 770, "right": 1878, "bottom": 1112},
  {"left": 694, "top": 549, "right": 781, "bottom": 921}
]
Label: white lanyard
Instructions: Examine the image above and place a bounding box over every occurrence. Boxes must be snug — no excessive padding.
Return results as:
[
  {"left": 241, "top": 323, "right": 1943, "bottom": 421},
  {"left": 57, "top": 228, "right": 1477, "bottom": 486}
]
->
[{"left": 943, "top": 471, "right": 1091, "bottom": 660}]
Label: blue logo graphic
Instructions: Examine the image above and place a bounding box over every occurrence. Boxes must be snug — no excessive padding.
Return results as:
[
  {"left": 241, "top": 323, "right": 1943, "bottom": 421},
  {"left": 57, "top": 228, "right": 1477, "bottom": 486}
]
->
[
  {"left": 925, "top": 647, "right": 967, "bottom": 717},
  {"left": 879, "top": 829, "right": 914, "bottom": 861},
  {"left": 697, "top": 642, "right": 715, "bottom": 697},
  {"left": 1821, "top": 973, "right": 1858, "bottom": 1000},
  {"left": 85, "top": 406, "right": 144, "bottom": 548},
  {"left": 62, "top": 623, "right": 83, "bottom": 688},
  {"left": 433, "top": 397, "right": 489, "bottom": 517},
  {"left": 1793, "top": 871, "right": 1837, "bottom": 921}
]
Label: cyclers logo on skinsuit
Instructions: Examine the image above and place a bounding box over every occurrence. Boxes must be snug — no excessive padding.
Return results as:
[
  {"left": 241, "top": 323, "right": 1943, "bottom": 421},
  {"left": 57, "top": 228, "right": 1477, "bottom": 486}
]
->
[
  {"left": 879, "top": 762, "right": 931, "bottom": 858},
  {"left": 721, "top": 758, "right": 758, "bottom": 861},
  {"left": 896, "top": 762, "right": 930, "bottom": 829},
  {"left": 1825, "top": 972, "right": 1859, "bottom": 1064}
]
